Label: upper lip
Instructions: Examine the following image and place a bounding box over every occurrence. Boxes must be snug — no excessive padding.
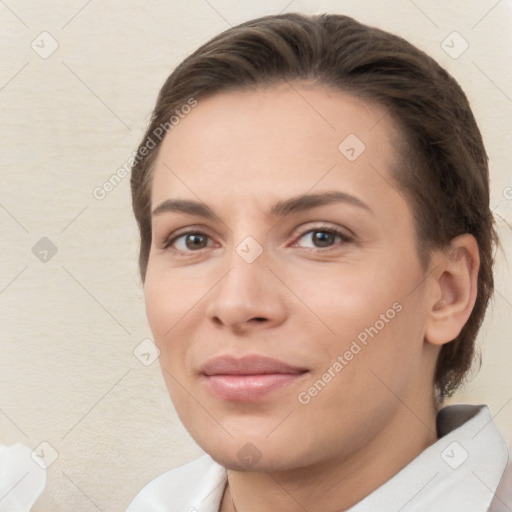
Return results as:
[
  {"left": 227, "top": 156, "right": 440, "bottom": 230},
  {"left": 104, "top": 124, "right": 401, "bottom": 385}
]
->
[{"left": 200, "top": 355, "right": 308, "bottom": 376}]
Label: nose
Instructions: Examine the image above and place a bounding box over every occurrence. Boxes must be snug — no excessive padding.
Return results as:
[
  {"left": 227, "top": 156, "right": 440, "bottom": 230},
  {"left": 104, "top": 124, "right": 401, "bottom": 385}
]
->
[{"left": 205, "top": 251, "right": 288, "bottom": 334}]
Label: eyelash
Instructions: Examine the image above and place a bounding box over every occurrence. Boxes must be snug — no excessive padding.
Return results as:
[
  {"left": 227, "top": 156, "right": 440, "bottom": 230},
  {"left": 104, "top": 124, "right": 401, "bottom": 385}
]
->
[
  {"left": 163, "top": 229, "right": 213, "bottom": 250},
  {"left": 292, "top": 225, "right": 353, "bottom": 250},
  {"left": 162, "top": 224, "right": 353, "bottom": 253}
]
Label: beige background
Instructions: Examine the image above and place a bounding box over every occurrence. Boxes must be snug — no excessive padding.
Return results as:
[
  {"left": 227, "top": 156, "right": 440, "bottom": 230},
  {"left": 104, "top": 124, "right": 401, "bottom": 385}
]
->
[{"left": 1, "top": 1, "right": 511, "bottom": 510}]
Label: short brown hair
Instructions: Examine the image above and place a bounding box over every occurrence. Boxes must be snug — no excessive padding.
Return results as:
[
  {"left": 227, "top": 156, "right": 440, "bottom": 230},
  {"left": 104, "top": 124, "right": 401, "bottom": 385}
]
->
[{"left": 130, "top": 13, "right": 497, "bottom": 400}]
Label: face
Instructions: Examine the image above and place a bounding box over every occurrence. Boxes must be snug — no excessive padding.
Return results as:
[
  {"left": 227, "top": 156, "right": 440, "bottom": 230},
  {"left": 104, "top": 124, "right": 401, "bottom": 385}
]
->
[{"left": 144, "top": 83, "right": 439, "bottom": 472}]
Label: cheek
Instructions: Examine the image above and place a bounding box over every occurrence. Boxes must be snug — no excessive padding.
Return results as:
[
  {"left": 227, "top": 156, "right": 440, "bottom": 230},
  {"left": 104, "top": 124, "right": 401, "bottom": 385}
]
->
[
  {"left": 287, "top": 262, "right": 401, "bottom": 337},
  {"left": 143, "top": 270, "right": 189, "bottom": 377},
  {"left": 143, "top": 279, "right": 171, "bottom": 341},
  {"left": 143, "top": 261, "right": 200, "bottom": 339},
  {"left": 143, "top": 264, "right": 210, "bottom": 382},
  {"left": 289, "top": 253, "right": 427, "bottom": 372}
]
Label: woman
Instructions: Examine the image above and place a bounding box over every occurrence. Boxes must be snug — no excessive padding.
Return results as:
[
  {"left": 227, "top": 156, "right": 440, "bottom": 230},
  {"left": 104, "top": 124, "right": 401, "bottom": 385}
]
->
[{"left": 126, "top": 13, "right": 510, "bottom": 512}]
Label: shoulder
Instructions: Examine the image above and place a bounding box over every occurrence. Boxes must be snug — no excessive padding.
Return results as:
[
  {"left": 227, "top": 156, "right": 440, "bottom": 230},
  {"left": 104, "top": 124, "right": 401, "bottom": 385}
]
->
[
  {"left": 126, "top": 454, "right": 227, "bottom": 512},
  {"left": 489, "top": 459, "right": 512, "bottom": 512}
]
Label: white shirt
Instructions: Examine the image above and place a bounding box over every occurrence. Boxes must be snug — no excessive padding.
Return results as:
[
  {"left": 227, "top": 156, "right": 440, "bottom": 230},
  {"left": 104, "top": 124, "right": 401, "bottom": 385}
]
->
[{"left": 127, "top": 404, "right": 510, "bottom": 512}]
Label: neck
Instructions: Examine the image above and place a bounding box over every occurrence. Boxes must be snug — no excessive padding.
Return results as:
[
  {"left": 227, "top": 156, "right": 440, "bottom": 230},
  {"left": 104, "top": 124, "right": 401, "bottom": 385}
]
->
[{"left": 222, "top": 402, "right": 438, "bottom": 512}]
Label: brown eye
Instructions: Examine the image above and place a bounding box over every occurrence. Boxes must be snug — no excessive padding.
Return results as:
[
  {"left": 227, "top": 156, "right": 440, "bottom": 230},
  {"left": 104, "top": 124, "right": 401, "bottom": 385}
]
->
[
  {"left": 295, "top": 227, "right": 352, "bottom": 249},
  {"left": 167, "top": 232, "right": 212, "bottom": 251},
  {"left": 311, "top": 231, "right": 336, "bottom": 247},
  {"left": 184, "top": 233, "right": 209, "bottom": 250}
]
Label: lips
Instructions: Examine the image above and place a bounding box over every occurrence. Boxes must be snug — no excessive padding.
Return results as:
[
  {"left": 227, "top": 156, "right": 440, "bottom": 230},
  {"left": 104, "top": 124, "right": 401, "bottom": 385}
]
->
[
  {"left": 200, "top": 355, "right": 308, "bottom": 401},
  {"left": 201, "top": 354, "right": 307, "bottom": 376}
]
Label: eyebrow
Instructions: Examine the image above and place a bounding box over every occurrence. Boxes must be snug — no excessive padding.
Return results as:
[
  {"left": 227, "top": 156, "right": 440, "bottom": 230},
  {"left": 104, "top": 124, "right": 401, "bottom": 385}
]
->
[{"left": 151, "top": 191, "right": 372, "bottom": 219}]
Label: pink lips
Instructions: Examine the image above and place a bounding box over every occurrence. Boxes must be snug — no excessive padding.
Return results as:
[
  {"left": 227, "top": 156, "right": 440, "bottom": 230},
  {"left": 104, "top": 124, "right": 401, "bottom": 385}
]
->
[{"left": 200, "top": 355, "right": 308, "bottom": 401}]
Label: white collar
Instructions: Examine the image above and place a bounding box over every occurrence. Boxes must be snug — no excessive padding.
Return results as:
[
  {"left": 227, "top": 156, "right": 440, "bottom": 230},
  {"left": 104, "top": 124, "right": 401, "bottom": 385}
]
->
[
  {"left": 348, "top": 404, "right": 508, "bottom": 511},
  {"left": 127, "top": 404, "right": 509, "bottom": 512}
]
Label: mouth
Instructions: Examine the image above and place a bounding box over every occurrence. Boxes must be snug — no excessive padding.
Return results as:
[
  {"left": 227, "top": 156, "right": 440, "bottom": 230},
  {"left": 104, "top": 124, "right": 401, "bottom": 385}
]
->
[{"left": 200, "top": 354, "right": 309, "bottom": 401}]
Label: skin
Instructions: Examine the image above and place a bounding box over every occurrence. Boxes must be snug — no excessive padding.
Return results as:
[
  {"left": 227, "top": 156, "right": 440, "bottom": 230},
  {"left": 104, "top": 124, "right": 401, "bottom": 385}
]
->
[{"left": 143, "top": 83, "right": 479, "bottom": 511}]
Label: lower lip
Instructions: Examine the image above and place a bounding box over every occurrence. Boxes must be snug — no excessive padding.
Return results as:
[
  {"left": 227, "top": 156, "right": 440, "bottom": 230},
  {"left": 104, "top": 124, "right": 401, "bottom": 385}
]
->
[{"left": 202, "top": 373, "right": 306, "bottom": 401}]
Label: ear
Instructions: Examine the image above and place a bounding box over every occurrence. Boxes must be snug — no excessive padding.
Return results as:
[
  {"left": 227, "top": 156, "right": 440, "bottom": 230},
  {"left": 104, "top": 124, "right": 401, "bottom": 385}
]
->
[{"left": 425, "top": 234, "right": 480, "bottom": 346}]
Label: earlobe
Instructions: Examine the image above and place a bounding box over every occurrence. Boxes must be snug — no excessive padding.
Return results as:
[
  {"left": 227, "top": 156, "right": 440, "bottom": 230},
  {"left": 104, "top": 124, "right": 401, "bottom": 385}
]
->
[{"left": 425, "top": 234, "right": 480, "bottom": 346}]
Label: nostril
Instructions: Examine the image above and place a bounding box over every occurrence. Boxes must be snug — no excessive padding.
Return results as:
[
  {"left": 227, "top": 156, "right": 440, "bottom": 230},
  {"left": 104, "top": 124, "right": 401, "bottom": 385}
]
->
[{"left": 251, "top": 317, "right": 267, "bottom": 322}]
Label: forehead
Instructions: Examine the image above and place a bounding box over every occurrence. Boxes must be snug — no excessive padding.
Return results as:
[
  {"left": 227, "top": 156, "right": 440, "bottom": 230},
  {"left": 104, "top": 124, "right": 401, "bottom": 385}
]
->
[{"left": 150, "top": 83, "right": 405, "bottom": 211}]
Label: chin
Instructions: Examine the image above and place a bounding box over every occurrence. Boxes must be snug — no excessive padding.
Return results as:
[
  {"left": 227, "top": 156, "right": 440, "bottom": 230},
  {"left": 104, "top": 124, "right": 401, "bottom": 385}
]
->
[
  {"left": 208, "top": 448, "right": 296, "bottom": 473},
  {"left": 193, "top": 430, "right": 314, "bottom": 474}
]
